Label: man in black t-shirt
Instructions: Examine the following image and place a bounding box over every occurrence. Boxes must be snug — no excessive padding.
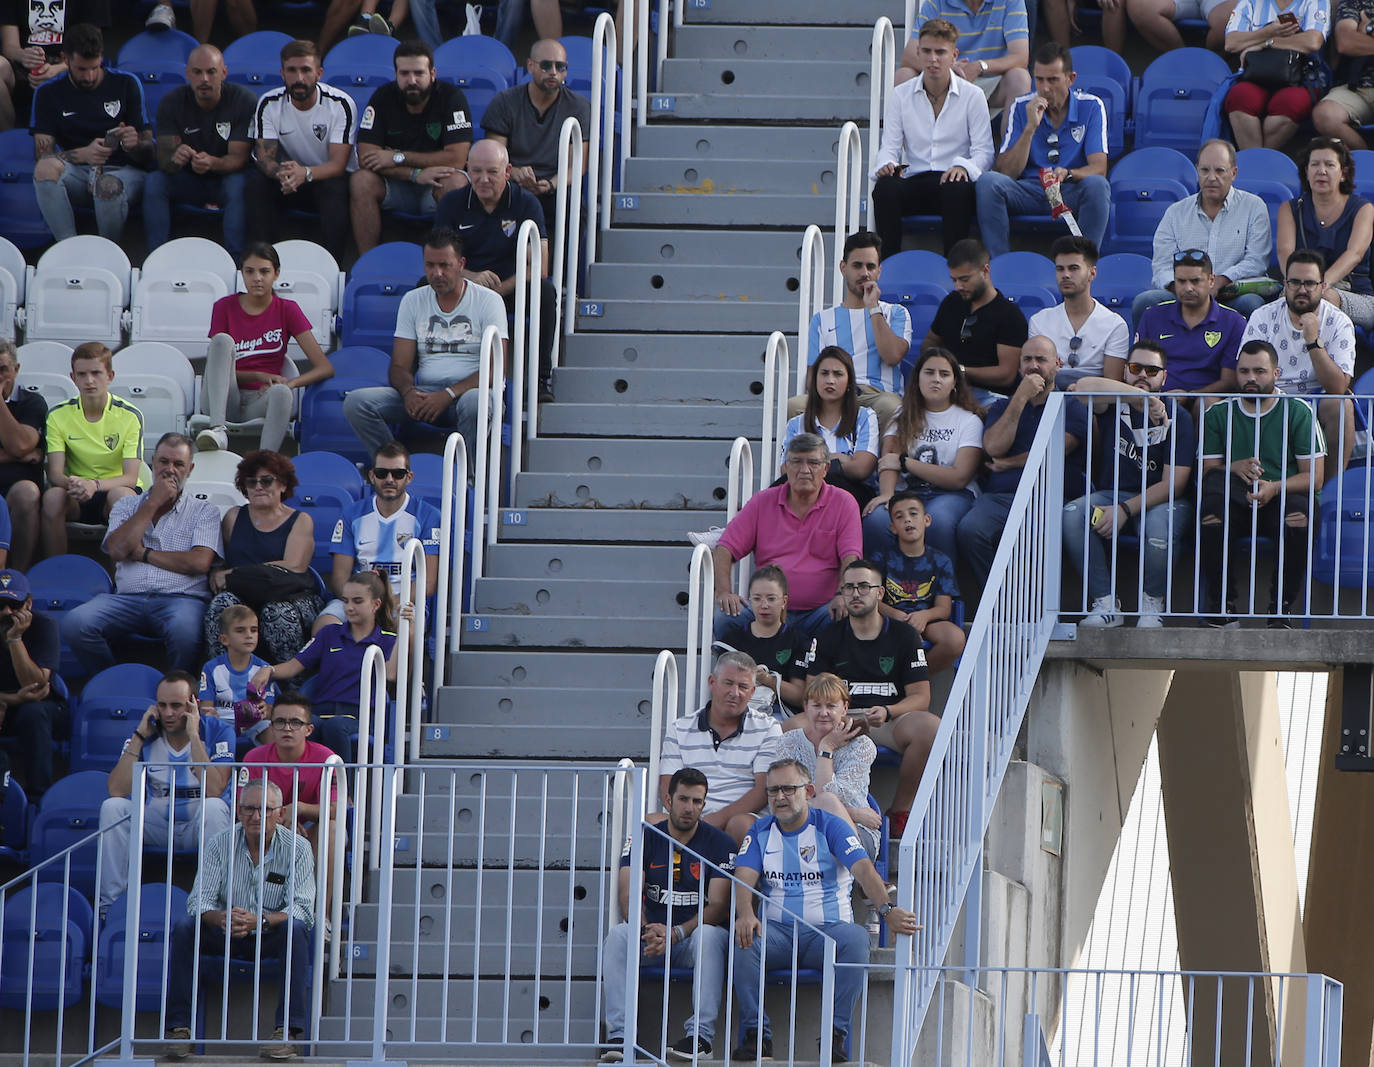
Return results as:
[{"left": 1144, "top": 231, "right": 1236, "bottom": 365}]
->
[
  {"left": 807, "top": 559, "right": 936, "bottom": 838},
  {"left": 144, "top": 44, "right": 255, "bottom": 259},
  {"left": 925, "top": 238, "right": 1027, "bottom": 407},
  {"left": 0, "top": 0, "right": 109, "bottom": 126},
  {"left": 0, "top": 343, "right": 47, "bottom": 572},
  {"left": 350, "top": 39, "right": 473, "bottom": 254},
  {"left": 30, "top": 22, "right": 152, "bottom": 242},
  {"left": 0, "top": 570, "right": 67, "bottom": 800}
]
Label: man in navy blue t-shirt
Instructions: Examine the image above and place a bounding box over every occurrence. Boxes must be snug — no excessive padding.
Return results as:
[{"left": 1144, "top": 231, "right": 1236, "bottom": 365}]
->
[
  {"left": 30, "top": 22, "right": 152, "bottom": 242},
  {"left": 600, "top": 768, "right": 735, "bottom": 1063},
  {"left": 435, "top": 139, "right": 558, "bottom": 402}
]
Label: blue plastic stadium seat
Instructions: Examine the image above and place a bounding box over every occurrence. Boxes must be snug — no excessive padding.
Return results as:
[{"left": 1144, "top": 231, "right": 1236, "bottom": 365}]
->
[
  {"left": 288, "top": 451, "right": 367, "bottom": 573},
  {"left": 434, "top": 35, "right": 519, "bottom": 87},
  {"left": 94, "top": 883, "right": 190, "bottom": 1010},
  {"left": 1070, "top": 45, "right": 1132, "bottom": 156},
  {"left": 990, "top": 251, "right": 1057, "bottom": 289},
  {"left": 327, "top": 345, "right": 392, "bottom": 382},
  {"left": 0, "top": 129, "right": 52, "bottom": 248},
  {"left": 1133, "top": 48, "right": 1230, "bottom": 152},
  {"left": 1094, "top": 252, "right": 1154, "bottom": 331},
  {"left": 28, "top": 554, "right": 115, "bottom": 681},
  {"left": 999, "top": 283, "right": 1060, "bottom": 319},
  {"left": 1353, "top": 150, "right": 1374, "bottom": 201},
  {"left": 299, "top": 377, "right": 379, "bottom": 465},
  {"left": 0, "top": 884, "right": 93, "bottom": 1010},
  {"left": 0, "top": 775, "right": 30, "bottom": 862},
  {"left": 1312, "top": 465, "right": 1374, "bottom": 589},
  {"left": 28, "top": 769, "right": 109, "bottom": 899},
  {"left": 324, "top": 35, "right": 401, "bottom": 113},
  {"left": 117, "top": 29, "right": 199, "bottom": 118},
  {"left": 880, "top": 281, "right": 947, "bottom": 367},
  {"left": 71, "top": 664, "right": 164, "bottom": 772},
  {"left": 879, "top": 249, "right": 952, "bottom": 293},
  {"left": 1102, "top": 148, "right": 1197, "bottom": 257},
  {"left": 351, "top": 241, "right": 425, "bottom": 282},
  {"left": 1235, "top": 147, "right": 1300, "bottom": 190},
  {"left": 223, "top": 31, "right": 295, "bottom": 95},
  {"left": 340, "top": 276, "right": 418, "bottom": 351}
]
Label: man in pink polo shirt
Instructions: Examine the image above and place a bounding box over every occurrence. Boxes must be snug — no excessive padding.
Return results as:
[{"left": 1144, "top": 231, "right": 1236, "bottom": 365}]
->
[
  {"left": 241, "top": 691, "right": 339, "bottom": 842},
  {"left": 712, "top": 432, "right": 863, "bottom": 639}
]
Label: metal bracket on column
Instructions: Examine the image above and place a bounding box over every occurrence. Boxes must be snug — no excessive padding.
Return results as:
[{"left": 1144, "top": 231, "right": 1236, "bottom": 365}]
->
[{"left": 1336, "top": 664, "right": 1374, "bottom": 771}]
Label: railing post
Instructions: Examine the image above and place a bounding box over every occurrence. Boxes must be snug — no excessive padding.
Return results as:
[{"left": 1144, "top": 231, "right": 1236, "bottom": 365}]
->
[
  {"left": 116, "top": 765, "right": 148, "bottom": 1061},
  {"left": 868, "top": 19, "right": 895, "bottom": 233},
  {"left": 397, "top": 536, "right": 427, "bottom": 764},
  {"left": 798, "top": 224, "right": 825, "bottom": 392},
  {"left": 727, "top": 437, "right": 754, "bottom": 598},
  {"left": 761, "top": 332, "right": 790, "bottom": 491},
  {"left": 621, "top": 765, "right": 647, "bottom": 1063},
  {"left": 834, "top": 122, "right": 863, "bottom": 304},
  {"left": 608, "top": 757, "right": 636, "bottom": 927},
  {"left": 469, "top": 323, "right": 504, "bottom": 606},
  {"left": 364, "top": 767, "right": 401, "bottom": 1063},
  {"left": 510, "top": 218, "right": 543, "bottom": 499},
  {"left": 647, "top": 649, "right": 678, "bottom": 812},
  {"left": 586, "top": 12, "right": 618, "bottom": 269},
  {"left": 684, "top": 543, "right": 713, "bottom": 717},
  {"left": 356, "top": 643, "right": 388, "bottom": 882},
  {"left": 434, "top": 430, "right": 468, "bottom": 686},
  {"left": 552, "top": 116, "right": 585, "bottom": 361}
]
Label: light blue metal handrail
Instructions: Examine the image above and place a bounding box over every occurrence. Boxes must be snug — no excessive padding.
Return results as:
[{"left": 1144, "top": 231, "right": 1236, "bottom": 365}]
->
[{"left": 890, "top": 392, "right": 1067, "bottom": 1057}]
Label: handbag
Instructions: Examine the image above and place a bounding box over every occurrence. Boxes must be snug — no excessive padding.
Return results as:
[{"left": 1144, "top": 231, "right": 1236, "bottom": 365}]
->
[
  {"left": 225, "top": 564, "right": 316, "bottom": 610},
  {"left": 1242, "top": 47, "right": 1306, "bottom": 89}
]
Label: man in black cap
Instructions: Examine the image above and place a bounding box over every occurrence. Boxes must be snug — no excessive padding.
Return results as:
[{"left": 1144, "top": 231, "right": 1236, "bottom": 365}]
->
[{"left": 0, "top": 569, "right": 66, "bottom": 799}]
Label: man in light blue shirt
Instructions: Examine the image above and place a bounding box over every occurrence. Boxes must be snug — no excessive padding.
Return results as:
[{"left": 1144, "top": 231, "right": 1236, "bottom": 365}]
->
[
  {"left": 729, "top": 758, "right": 918, "bottom": 1063},
  {"left": 975, "top": 43, "right": 1111, "bottom": 259},
  {"left": 1133, "top": 139, "right": 1274, "bottom": 324}
]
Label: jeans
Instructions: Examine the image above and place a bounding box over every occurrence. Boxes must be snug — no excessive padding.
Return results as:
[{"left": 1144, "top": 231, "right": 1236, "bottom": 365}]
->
[
  {"left": 98, "top": 795, "right": 232, "bottom": 909},
  {"left": 713, "top": 602, "right": 834, "bottom": 641},
  {"left": 143, "top": 168, "right": 247, "bottom": 258},
  {"left": 956, "top": 490, "right": 1016, "bottom": 587},
  {"left": 1198, "top": 468, "right": 1311, "bottom": 612},
  {"left": 166, "top": 911, "right": 312, "bottom": 1032},
  {"left": 34, "top": 163, "right": 147, "bottom": 242},
  {"left": 63, "top": 592, "right": 210, "bottom": 675},
  {"left": 505, "top": 278, "right": 558, "bottom": 381},
  {"left": 202, "top": 334, "right": 294, "bottom": 451},
  {"left": 344, "top": 385, "right": 492, "bottom": 476},
  {"left": 0, "top": 698, "right": 68, "bottom": 798},
  {"left": 602, "top": 921, "right": 730, "bottom": 1043},
  {"left": 410, "top": 0, "right": 445, "bottom": 45},
  {"left": 732, "top": 918, "right": 869, "bottom": 1041},
  {"left": 492, "top": 0, "right": 525, "bottom": 47},
  {"left": 975, "top": 172, "right": 1110, "bottom": 259},
  {"left": 1131, "top": 289, "right": 1265, "bottom": 328},
  {"left": 862, "top": 489, "right": 976, "bottom": 564},
  {"left": 1062, "top": 491, "right": 1192, "bottom": 601}
]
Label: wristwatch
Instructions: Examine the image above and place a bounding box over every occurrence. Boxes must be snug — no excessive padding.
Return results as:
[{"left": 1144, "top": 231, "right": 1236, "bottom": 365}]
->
[
  {"left": 1306, "top": 339, "right": 1322, "bottom": 350},
  {"left": 978, "top": 60, "right": 989, "bottom": 74},
  {"left": 1365, "top": 19, "right": 1374, "bottom": 34},
  {"left": 392, "top": 151, "right": 406, "bottom": 165},
  {"left": 876, "top": 902, "right": 895, "bottom": 919}
]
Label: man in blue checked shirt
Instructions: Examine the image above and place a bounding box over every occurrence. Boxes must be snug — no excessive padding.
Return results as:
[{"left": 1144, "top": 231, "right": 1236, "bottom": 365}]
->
[
  {"left": 975, "top": 42, "right": 1111, "bottom": 259},
  {"left": 730, "top": 759, "right": 919, "bottom": 1064}
]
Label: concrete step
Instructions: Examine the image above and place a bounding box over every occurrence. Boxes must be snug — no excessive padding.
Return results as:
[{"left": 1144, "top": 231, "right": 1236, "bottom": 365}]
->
[
  {"left": 625, "top": 156, "right": 839, "bottom": 196},
  {"left": 538, "top": 402, "right": 759, "bottom": 437},
  {"left": 673, "top": 23, "right": 876, "bottom": 61},
  {"left": 685, "top": 0, "right": 898, "bottom": 24},
  {"left": 560, "top": 330, "right": 776, "bottom": 371},
  {"left": 596, "top": 227, "right": 829, "bottom": 267},
  {"left": 427, "top": 684, "right": 651, "bottom": 758},
  {"left": 460, "top": 612, "right": 684, "bottom": 651},
  {"left": 574, "top": 296, "right": 795, "bottom": 333},
  {"left": 493, "top": 507, "right": 718, "bottom": 544},
  {"left": 609, "top": 190, "right": 839, "bottom": 228},
  {"left": 662, "top": 57, "right": 873, "bottom": 100},
  {"left": 585, "top": 262, "right": 806, "bottom": 304},
  {"left": 524, "top": 437, "right": 748, "bottom": 475},
  {"left": 554, "top": 365, "right": 765, "bottom": 404},
  {"left": 447, "top": 650, "right": 677, "bottom": 689},
  {"left": 512, "top": 470, "right": 731, "bottom": 510},
  {"left": 485, "top": 543, "right": 692, "bottom": 580},
  {"left": 634, "top": 122, "right": 846, "bottom": 162},
  {"left": 643, "top": 91, "right": 867, "bottom": 123},
  {"left": 472, "top": 577, "right": 690, "bottom": 617}
]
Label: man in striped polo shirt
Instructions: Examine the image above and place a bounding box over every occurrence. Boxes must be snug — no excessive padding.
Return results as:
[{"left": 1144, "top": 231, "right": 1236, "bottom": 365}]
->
[{"left": 658, "top": 651, "right": 782, "bottom": 845}]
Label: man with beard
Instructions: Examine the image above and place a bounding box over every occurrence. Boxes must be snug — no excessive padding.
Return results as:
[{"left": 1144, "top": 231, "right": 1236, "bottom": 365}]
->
[
  {"left": 1200, "top": 339, "right": 1324, "bottom": 626},
  {"left": 599, "top": 767, "right": 735, "bottom": 1063},
  {"left": 1239, "top": 249, "right": 1357, "bottom": 481},
  {"left": 144, "top": 44, "right": 256, "bottom": 259},
  {"left": 350, "top": 40, "right": 472, "bottom": 254},
  {"left": 924, "top": 237, "right": 1027, "bottom": 405},
  {"left": 247, "top": 39, "right": 357, "bottom": 261},
  {"left": 1134, "top": 249, "right": 1247, "bottom": 401},
  {"left": 1025, "top": 235, "right": 1129, "bottom": 388}
]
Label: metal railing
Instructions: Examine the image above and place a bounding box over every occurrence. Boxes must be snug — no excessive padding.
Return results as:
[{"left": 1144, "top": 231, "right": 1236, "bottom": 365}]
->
[
  {"left": 797, "top": 224, "right": 826, "bottom": 390},
  {"left": 433, "top": 429, "right": 468, "bottom": 686},
  {"left": 552, "top": 114, "right": 587, "bottom": 362},
  {"left": 467, "top": 322, "right": 506, "bottom": 606},
  {"left": 508, "top": 217, "right": 544, "bottom": 501},
  {"left": 586, "top": 11, "right": 622, "bottom": 272},
  {"left": 646, "top": 651, "right": 678, "bottom": 814},
  {"left": 761, "top": 331, "right": 791, "bottom": 491},
  {"left": 396, "top": 536, "right": 428, "bottom": 763},
  {"left": 835, "top": 122, "right": 864, "bottom": 303},
  {"left": 890, "top": 392, "right": 1067, "bottom": 1057},
  {"left": 868, "top": 18, "right": 895, "bottom": 234}
]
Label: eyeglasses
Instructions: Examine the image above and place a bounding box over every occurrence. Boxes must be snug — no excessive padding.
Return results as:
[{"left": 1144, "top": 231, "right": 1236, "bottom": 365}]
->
[
  {"left": 534, "top": 59, "right": 568, "bottom": 72},
  {"left": 244, "top": 475, "right": 277, "bottom": 488},
  {"left": 1126, "top": 361, "right": 1165, "bottom": 378},
  {"left": 1174, "top": 249, "right": 1209, "bottom": 266},
  {"left": 1045, "top": 130, "right": 1060, "bottom": 165},
  {"left": 1285, "top": 277, "right": 1322, "bottom": 289},
  {"left": 749, "top": 594, "right": 783, "bottom": 605},
  {"left": 839, "top": 581, "right": 880, "bottom": 595},
  {"left": 241, "top": 805, "right": 282, "bottom": 818},
  {"left": 765, "top": 784, "right": 803, "bottom": 797},
  {"left": 373, "top": 467, "right": 411, "bottom": 480},
  {"left": 959, "top": 314, "right": 977, "bottom": 343},
  {"left": 271, "top": 718, "right": 309, "bottom": 730}
]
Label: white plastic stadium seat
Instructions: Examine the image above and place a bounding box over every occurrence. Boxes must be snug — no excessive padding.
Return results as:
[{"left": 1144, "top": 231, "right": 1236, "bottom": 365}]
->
[
  {"left": 187, "top": 357, "right": 300, "bottom": 441},
  {"left": 111, "top": 343, "right": 196, "bottom": 455},
  {"left": 15, "top": 367, "right": 77, "bottom": 411},
  {"left": 16, "top": 340, "right": 73, "bottom": 374},
  {"left": 186, "top": 448, "right": 247, "bottom": 514},
  {"left": 20, "top": 236, "right": 130, "bottom": 349},
  {"left": 272, "top": 239, "right": 343, "bottom": 356},
  {"left": 0, "top": 235, "right": 26, "bottom": 343},
  {"left": 129, "top": 238, "right": 236, "bottom": 359}
]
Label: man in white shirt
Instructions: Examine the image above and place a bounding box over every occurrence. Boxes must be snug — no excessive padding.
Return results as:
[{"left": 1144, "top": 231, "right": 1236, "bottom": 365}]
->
[
  {"left": 344, "top": 227, "right": 510, "bottom": 474},
  {"left": 1239, "top": 249, "right": 1357, "bottom": 480},
  {"left": 1025, "top": 235, "right": 1129, "bottom": 387},
  {"left": 872, "top": 18, "right": 994, "bottom": 257},
  {"left": 247, "top": 39, "right": 358, "bottom": 260}
]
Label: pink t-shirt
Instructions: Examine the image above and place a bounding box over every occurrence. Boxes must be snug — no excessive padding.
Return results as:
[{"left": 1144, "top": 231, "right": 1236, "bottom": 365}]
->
[
  {"left": 717, "top": 483, "right": 863, "bottom": 611},
  {"left": 208, "top": 294, "right": 313, "bottom": 389},
  {"left": 242, "top": 739, "right": 338, "bottom": 807}
]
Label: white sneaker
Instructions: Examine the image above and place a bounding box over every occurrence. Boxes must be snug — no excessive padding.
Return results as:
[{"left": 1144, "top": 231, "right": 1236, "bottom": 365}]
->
[
  {"left": 196, "top": 425, "right": 227, "bottom": 451},
  {"left": 1079, "top": 595, "right": 1122, "bottom": 628},
  {"left": 687, "top": 526, "right": 723, "bottom": 548},
  {"left": 1137, "top": 593, "right": 1165, "bottom": 628},
  {"left": 145, "top": 2, "right": 176, "bottom": 29}
]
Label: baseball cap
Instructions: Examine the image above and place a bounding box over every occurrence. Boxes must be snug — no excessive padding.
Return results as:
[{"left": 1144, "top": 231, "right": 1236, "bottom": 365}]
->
[{"left": 0, "top": 570, "right": 31, "bottom": 604}]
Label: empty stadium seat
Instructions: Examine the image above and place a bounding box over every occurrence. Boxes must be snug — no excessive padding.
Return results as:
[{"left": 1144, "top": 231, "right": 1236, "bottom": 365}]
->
[
  {"left": 111, "top": 342, "right": 197, "bottom": 454},
  {"left": 94, "top": 882, "right": 190, "bottom": 1010},
  {"left": 1133, "top": 49, "right": 1230, "bottom": 152},
  {"left": 0, "top": 234, "right": 24, "bottom": 343},
  {"left": 878, "top": 249, "right": 952, "bottom": 293},
  {"left": 1353, "top": 149, "right": 1374, "bottom": 201},
  {"left": 299, "top": 378, "right": 377, "bottom": 464},
  {"left": 186, "top": 449, "right": 249, "bottom": 512},
  {"left": 289, "top": 451, "right": 366, "bottom": 573},
  {"left": 990, "top": 251, "right": 1057, "bottom": 289},
  {"left": 0, "top": 129, "right": 50, "bottom": 249},
  {"left": 879, "top": 282, "right": 946, "bottom": 360},
  {"left": 323, "top": 34, "right": 401, "bottom": 112},
  {"left": 16, "top": 340, "right": 74, "bottom": 372},
  {"left": 1094, "top": 253, "right": 1154, "bottom": 330},
  {"left": 22, "top": 236, "right": 131, "bottom": 349},
  {"left": 116, "top": 29, "right": 199, "bottom": 118},
  {"left": 340, "top": 273, "right": 420, "bottom": 351},
  {"left": 72, "top": 664, "right": 164, "bottom": 772},
  {"left": 223, "top": 30, "right": 295, "bottom": 95},
  {"left": 436, "top": 35, "right": 519, "bottom": 86},
  {"left": 1069, "top": 45, "right": 1131, "bottom": 156},
  {"left": 0, "top": 774, "right": 29, "bottom": 862},
  {"left": 0, "top": 884, "right": 93, "bottom": 1010},
  {"left": 1233, "top": 148, "right": 1300, "bottom": 256},
  {"left": 274, "top": 239, "right": 345, "bottom": 356},
  {"left": 1103, "top": 147, "right": 1198, "bottom": 257},
  {"left": 129, "top": 238, "right": 237, "bottom": 357},
  {"left": 327, "top": 345, "right": 391, "bottom": 382},
  {"left": 28, "top": 769, "right": 108, "bottom": 898},
  {"left": 1312, "top": 465, "right": 1374, "bottom": 589},
  {"left": 28, "top": 554, "right": 114, "bottom": 679},
  {"left": 351, "top": 240, "right": 425, "bottom": 281},
  {"left": 557, "top": 35, "right": 609, "bottom": 95}
]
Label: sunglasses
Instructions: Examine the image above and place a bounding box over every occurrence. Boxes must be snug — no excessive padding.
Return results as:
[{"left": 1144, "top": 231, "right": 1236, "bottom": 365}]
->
[
  {"left": 1045, "top": 130, "right": 1059, "bottom": 165},
  {"left": 1126, "top": 361, "right": 1165, "bottom": 378},
  {"left": 373, "top": 467, "right": 410, "bottom": 480},
  {"left": 244, "top": 475, "right": 277, "bottom": 488},
  {"left": 534, "top": 59, "right": 568, "bottom": 72},
  {"left": 1174, "top": 249, "right": 1209, "bottom": 266},
  {"left": 959, "top": 314, "right": 977, "bottom": 343}
]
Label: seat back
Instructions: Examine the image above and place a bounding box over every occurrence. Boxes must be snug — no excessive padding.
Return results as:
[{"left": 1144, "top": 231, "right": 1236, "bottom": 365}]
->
[
  {"left": 324, "top": 35, "right": 401, "bottom": 111},
  {"left": 1354, "top": 150, "right": 1374, "bottom": 201},
  {"left": 1232, "top": 177, "right": 1295, "bottom": 260},
  {"left": 293, "top": 449, "right": 367, "bottom": 492},
  {"left": 435, "top": 35, "right": 519, "bottom": 86},
  {"left": 879, "top": 281, "right": 947, "bottom": 362},
  {"left": 340, "top": 275, "right": 418, "bottom": 350},
  {"left": 130, "top": 239, "right": 235, "bottom": 356},
  {"left": 16, "top": 340, "right": 74, "bottom": 370},
  {"left": 188, "top": 449, "right": 245, "bottom": 485},
  {"left": 223, "top": 30, "right": 295, "bottom": 93},
  {"left": 0, "top": 775, "right": 30, "bottom": 862},
  {"left": 28, "top": 770, "right": 109, "bottom": 899},
  {"left": 878, "top": 250, "right": 951, "bottom": 293},
  {"left": 14, "top": 369, "right": 78, "bottom": 413},
  {"left": 999, "top": 283, "right": 1060, "bottom": 319},
  {"left": 115, "top": 30, "right": 197, "bottom": 118},
  {"left": 1104, "top": 175, "right": 1192, "bottom": 257},
  {"left": 94, "top": 883, "right": 190, "bottom": 1009},
  {"left": 0, "top": 885, "right": 94, "bottom": 1010},
  {"left": 0, "top": 131, "right": 51, "bottom": 249},
  {"left": 1070, "top": 45, "right": 1131, "bottom": 156},
  {"left": 299, "top": 377, "right": 379, "bottom": 464},
  {"left": 351, "top": 241, "right": 425, "bottom": 281},
  {"left": 27, "top": 237, "right": 132, "bottom": 348},
  {"left": 73, "top": 665, "right": 165, "bottom": 771},
  {"left": 111, "top": 343, "right": 195, "bottom": 453},
  {"left": 288, "top": 482, "right": 364, "bottom": 574},
  {"left": 990, "top": 251, "right": 1057, "bottom": 289},
  {"left": 0, "top": 234, "right": 24, "bottom": 343},
  {"left": 1094, "top": 253, "right": 1155, "bottom": 329},
  {"left": 326, "top": 345, "right": 390, "bottom": 383},
  {"left": 28, "top": 554, "right": 115, "bottom": 678},
  {"left": 1235, "top": 146, "right": 1300, "bottom": 190},
  {"left": 1313, "top": 465, "right": 1374, "bottom": 588},
  {"left": 1133, "top": 48, "right": 1231, "bottom": 152},
  {"left": 273, "top": 239, "right": 343, "bottom": 354}
]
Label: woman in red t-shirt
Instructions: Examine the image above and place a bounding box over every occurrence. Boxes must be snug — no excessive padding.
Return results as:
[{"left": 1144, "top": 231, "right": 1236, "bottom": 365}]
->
[{"left": 198, "top": 241, "right": 334, "bottom": 453}]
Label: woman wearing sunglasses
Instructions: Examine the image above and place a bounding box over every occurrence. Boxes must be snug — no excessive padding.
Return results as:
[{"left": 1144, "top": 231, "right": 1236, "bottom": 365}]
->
[{"left": 204, "top": 451, "right": 321, "bottom": 662}]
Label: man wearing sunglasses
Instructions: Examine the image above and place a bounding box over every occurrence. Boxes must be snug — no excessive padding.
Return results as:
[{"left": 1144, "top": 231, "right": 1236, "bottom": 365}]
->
[
  {"left": 1135, "top": 249, "right": 1246, "bottom": 400},
  {"left": 317, "top": 439, "right": 439, "bottom": 630},
  {"left": 1062, "top": 341, "right": 1196, "bottom": 628},
  {"left": 975, "top": 41, "right": 1110, "bottom": 259},
  {"left": 1238, "top": 249, "right": 1357, "bottom": 481},
  {"left": 1026, "top": 234, "right": 1129, "bottom": 387}
]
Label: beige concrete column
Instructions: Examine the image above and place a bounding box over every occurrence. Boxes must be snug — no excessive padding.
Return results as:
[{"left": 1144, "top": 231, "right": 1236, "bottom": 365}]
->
[
  {"left": 1304, "top": 668, "right": 1374, "bottom": 1067},
  {"left": 1156, "top": 669, "right": 1306, "bottom": 1067}
]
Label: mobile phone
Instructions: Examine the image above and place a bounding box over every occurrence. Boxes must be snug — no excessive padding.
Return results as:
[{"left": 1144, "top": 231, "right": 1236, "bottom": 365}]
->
[
  {"left": 104, "top": 128, "right": 121, "bottom": 148},
  {"left": 1091, "top": 506, "right": 1105, "bottom": 525},
  {"left": 1278, "top": 11, "right": 1298, "bottom": 23}
]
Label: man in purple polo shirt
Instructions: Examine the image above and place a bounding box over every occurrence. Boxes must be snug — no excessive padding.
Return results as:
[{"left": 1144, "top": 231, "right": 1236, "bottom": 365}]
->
[
  {"left": 711, "top": 433, "right": 863, "bottom": 639},
  {"left": 1134, "top": 249, "right": 1246, "bottom": 400}
]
